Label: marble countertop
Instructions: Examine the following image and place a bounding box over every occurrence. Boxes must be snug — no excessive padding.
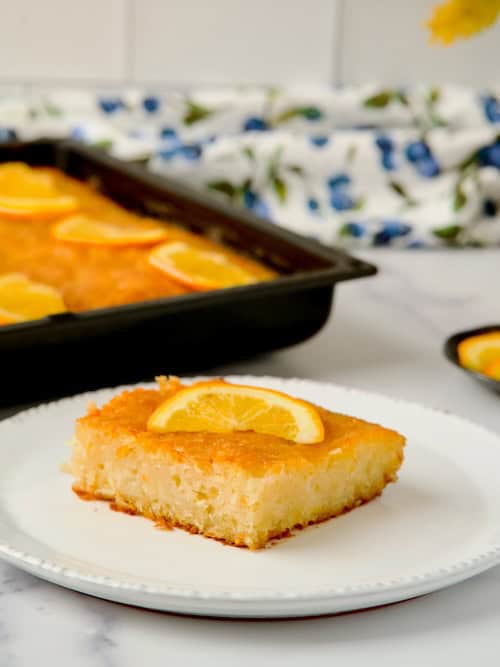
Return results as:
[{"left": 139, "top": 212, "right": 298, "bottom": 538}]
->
[{"left": 1, "top": 249, "right": 499, "bottom": 665}]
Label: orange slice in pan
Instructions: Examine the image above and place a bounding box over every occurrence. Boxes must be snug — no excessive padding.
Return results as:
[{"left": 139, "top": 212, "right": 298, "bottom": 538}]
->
[
  {"left": 0, "top": 309, "right": 20, "bottom": 325},
  {"left": 147, "top": 380, "right": 325, "bottom": 444},
  {"left": 457, "top": 331, "right": 500, "bottom": 372},
  {"left": 0, "top": 162, "right": 78, "bottom": 219},
  {"left": 52, "top": 214, "right": 168, "bottom": 246},
  {"left": 148, "top": 241, "right": 257, "bottom": 290},
  {"left": 0, "top": 273, "right": 66, "bottom": 325},
  {"left": 483, "top": 358, "right": 500, "bottom": 381}
]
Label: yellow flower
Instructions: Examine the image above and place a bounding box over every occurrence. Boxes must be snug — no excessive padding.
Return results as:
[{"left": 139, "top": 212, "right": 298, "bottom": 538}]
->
[{"left": 428, "top": 0, "right": 500, "bottom": 45}]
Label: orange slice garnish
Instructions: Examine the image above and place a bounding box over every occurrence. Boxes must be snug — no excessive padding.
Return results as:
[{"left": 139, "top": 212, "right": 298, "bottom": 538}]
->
[
  {"left": 457, "top": 331, "right": 500, "bottom": 372},
  {"left": 0, "top": 273, "right": 66, "bottom": 325},
  {"left": 0, "top": 162, "right": 78, "bottom": 219},
  {"left": 51, "top": 214, "right": 168, "bottom": 246},
  {"left": 0, "top": 309, "right": 20, "bottom": 325},
  {"left": 148, "top": 241, "right": 257, "bottom": 290},
  {"left": 147, "top": 380, "right": 325, "bottom": 444},
  {"left": 483, "top": 358, "right": 500, "bottom": 381}
]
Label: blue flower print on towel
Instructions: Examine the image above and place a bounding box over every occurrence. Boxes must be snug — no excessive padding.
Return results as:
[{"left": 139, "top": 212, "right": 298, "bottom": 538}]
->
[
  {"left": 375, "top": 136, "right": 393, "bottom": 152},
  {"left": 243, "top": 189, "right": 270, "bottom": 218},
  {"left": 417, "top": 157, "right": 440, "bottom": 177},
  {"left": 206, "top": 177, "right": 271, "bottom": 219},
  {"left": 328, "top": 173, "right": 356, "bottom": 211},
  {"left": 483, "top": 96, "right": 500, "bottom": 123},
  {"left": 307, "top": 197, "right": 320, "bottom": 213},
  {"left": 478, "top": 142, "right": 500, "bottom": 168},
  {"left": 339, "top": 222, "right": 365, "bottom": 238},
  {"left": 179, "top": 144, "right": 202, "bottom": 160},
  {"left": 375, "top": 134, "right": 397, "bottom": 171},
  {"left": 143, "top": 96, "right": 161, "bottom": 113},
  {"left": 98, "top": 97, "right": 124, "bottom": 114},
  {"left": 310, "top": 135, "right": 329, "bottom": 148},
  {"left": 160, "top": 127, "right": 178, "bottom": 141},
  {"left": 406, "top": 141, "right": 430, "bottom": 162},
  {"left": 69, "top": 125, "right": 86, "bottom": 141},
  {"left": 0, "top": 127, "right": 17, "bottom": 142},
  {"left": 330, "top": 191, "right": 354, "bottom": 211},
  {"left": 483, "top": 199, "right": 498, "bottom": 217},
  {"left": 382, "top": 152, "right": 397, "bottom": 170},
  {"left": 158, "top": 148, "right": 177, "bottom": 161},
  {"left": 328, "top": 174, "right": 350, "bottom": 190},
  {"left": 374, "top": 220, "right": 411, "bottom": 246},
  {"left": 158, "top": 142, "right": 203, "bottom": 161},
  {"left": 405, "top": 140, "right": 440, "bottom": 178},
  {"left": 243, "top": 117, "right": 268, "bottom": 132}
]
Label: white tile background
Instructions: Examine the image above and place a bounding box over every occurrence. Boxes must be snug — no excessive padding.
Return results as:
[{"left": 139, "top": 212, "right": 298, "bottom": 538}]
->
[
  {"left": 1, "top": 0, "right": 499, "bottom": 87},
  {"left": 0, "top": 0, "right": 127, "bottom": 83},
  {"left": 132, "top": 0, "right": 338, "bottom": 84}
]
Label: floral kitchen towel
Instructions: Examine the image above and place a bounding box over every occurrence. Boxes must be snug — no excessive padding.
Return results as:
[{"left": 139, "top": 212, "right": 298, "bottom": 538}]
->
[{"left": 2, "top": 84, "right": 500, "bottom": 247}]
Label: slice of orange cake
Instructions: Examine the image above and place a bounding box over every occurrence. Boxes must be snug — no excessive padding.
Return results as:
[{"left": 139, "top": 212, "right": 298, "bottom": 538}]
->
[{"left": 68, "top": 378, "right": 405, "bottom": 549}]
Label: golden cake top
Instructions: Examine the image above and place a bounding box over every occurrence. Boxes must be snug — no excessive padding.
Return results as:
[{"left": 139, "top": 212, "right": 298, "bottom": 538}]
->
[
  {"left": 76, "top": 378, "right": 405, "bottom": 475},
  {"left": 0, "top": 166, "right": 275, "bottom": 316}
]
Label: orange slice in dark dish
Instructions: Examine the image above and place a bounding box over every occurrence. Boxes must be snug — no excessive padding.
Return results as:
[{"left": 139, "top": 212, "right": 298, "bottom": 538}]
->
[
  {"left": 0, "top": 273, "right": 66, "bottom": 324},
  {"left": 148, "top": 241, "right": 257, "bottom": 290},
  {"left": 483, "top": 358, "right": 500, "bottom": 381},
  {"left": 52, "top": 214, "right": 168, "bottom": 246},
  {"left": 0, "top": 162, "right": 78, "bottom": 219},
  {"left": 457, "top": 331, "right": 500, "bottom": 372}
]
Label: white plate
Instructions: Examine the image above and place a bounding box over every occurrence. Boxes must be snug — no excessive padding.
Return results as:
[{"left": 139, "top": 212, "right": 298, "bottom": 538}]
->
[{"left": 0, "top": 376, "right": 499, "bottom": 618}]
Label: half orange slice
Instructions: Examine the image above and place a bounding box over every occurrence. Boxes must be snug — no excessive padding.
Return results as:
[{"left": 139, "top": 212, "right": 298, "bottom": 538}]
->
[
  {"left": 483, "top": 358, "right": 500, "bottom": 381},
  {"left": 0, "top": 273, "right": 67, "bottom": 325},
  {"left": 147, "top": 380, "right": 325, "bottom": 444},
  {"left": 457, "top": 331, "right": 500, "bottom": 372},
  {"left": 0, "top": 162, "right": 78, "bottom": 219},
  {"left": 52, "top": 214, "right": 168, "bottom": 246},
  {"left": 148, "top": 241, "right": 257, "bottom": 290}
]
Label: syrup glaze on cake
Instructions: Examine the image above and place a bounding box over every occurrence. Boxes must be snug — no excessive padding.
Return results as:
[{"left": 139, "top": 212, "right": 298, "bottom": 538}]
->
[
  {"left": 69, "top": 378, "right": 406, "bottom": 549},
  {"left": 0, "top": 168, "right": 274, "bottom": 313}
]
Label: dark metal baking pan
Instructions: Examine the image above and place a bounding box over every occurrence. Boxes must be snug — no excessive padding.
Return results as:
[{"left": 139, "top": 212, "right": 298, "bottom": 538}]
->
[{"left": 0, "top": 139, "right": 376, "bottom": 406}]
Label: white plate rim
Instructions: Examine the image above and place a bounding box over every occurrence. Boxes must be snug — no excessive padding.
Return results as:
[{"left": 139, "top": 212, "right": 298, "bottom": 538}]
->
[{"left": 1, "top": 376, "right": 500, "bottom": 616}]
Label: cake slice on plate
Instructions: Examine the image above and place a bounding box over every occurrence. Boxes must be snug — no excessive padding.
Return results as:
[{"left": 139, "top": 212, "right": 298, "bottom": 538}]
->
[{"left": 68, "top": 377, "right": 405, "bottom": 549}]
